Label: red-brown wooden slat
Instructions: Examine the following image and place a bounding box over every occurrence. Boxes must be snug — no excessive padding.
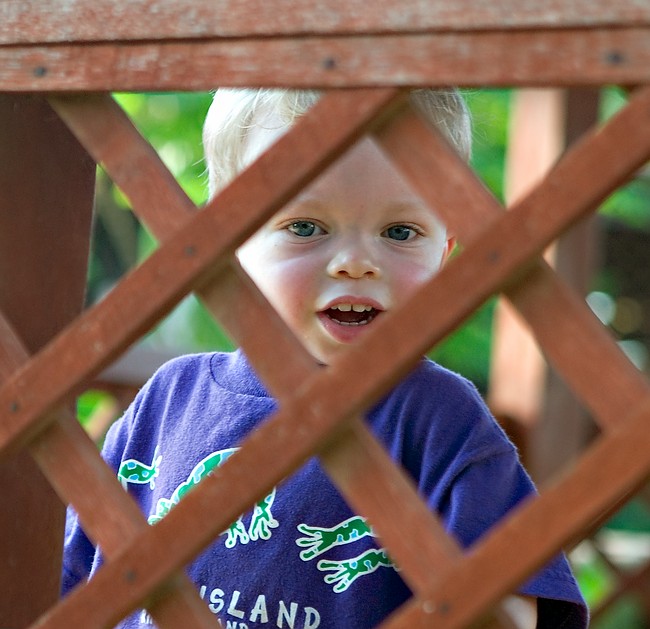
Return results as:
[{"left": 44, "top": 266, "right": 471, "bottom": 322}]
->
[
  {"left": 0, "top": 88, "right": 404, "bottom": 460},
  {"left": 1, "top": 28, "right": 648, "bottom": 92},
  {"left": 0, "top": 95, "right": 210, "bottom": 629},
  {"left": 33, "top": 421, "right": 219, "bottom": 629},
  {"left": 380, "top": 397, "right": 650, "bottom": 628},
  {"left": 1, "top": 5, "right": 648, "bottom": 629},
  {"left": 204, "top": 267, "right": 478, "bottom": 596},
  {"left": 49, "top": 93, "right": 462, "bottom": 593},
  {"left": 0, "top": 95, "right": 93, "bottom": 627},
  {"left": 2, "top": 0, "right": 648, "bottom": 44},
  {"left": 30, "top": 86, "right": 650, "bottom": 626},
  {"left": 49, "top": 94, "right": 196, "bottom": 235},
  {"left": 0, "top": 313, "right": 219, "bottom": 629},
  {"left": 375, "top": 98, "right": 650, "bottom": 430},
  {"left": 204, "top": 267, "right": 525, "bottom": 626},
  {"left": 202, "top": 268, "right": 466, "bottom": 595}
]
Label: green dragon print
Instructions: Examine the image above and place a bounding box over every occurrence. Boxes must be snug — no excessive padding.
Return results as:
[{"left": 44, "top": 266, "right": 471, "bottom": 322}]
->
[
  {"left": 296, "top": 515, "right": 375, "bottom": 561},
  {"left": 119, "top": 447, "right": 278, "bottom": 547},
  {"left": 319, "top": 548, "right": 394, "bottom": 593},
  {"left": 296, "top": 516, "right": 395, "bottom": 592},
  {"left": 118, "top": 446, "right": 162, "bottom": 490}
]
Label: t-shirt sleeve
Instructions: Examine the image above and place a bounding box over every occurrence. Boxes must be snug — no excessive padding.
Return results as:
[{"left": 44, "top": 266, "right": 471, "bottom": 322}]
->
[
  {"left": 60, "top": 401, "right": 135, "bottom": 597},
  {"left": 60, "top": 355, "right": 200, "bottom": 598},
  {"left": 439, "top": 448, "right": 588, "bottom": 626},
  {"left": 391, "top": 362, "right": 589, "bottom": 627},
  {"left": 61, "top": 506, "right": 96, "bottom": 596}
]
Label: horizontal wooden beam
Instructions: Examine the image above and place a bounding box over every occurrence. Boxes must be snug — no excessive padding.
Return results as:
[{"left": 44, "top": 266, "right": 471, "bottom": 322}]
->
[
  {"left": 2, "top": 0, "right": 649, "bottom": 44},
  {"left": 1, "top": 28, "right": 648, "bottom": 91}
]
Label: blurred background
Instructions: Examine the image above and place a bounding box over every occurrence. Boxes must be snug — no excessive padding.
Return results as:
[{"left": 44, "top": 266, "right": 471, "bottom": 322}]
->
[{"left": 78, "top": 88, "right": 650, "bottom": 627}]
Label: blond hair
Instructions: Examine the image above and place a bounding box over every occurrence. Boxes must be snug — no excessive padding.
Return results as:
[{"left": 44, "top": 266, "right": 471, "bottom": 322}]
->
[{"left": 203, "top": 88, "right": 471, "bottom": 198}]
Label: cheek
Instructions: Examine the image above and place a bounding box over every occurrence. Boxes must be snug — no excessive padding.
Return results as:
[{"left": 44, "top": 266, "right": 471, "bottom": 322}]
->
[
  {"left": 388, "top": 253, "right": 444, "bottom": 295},
  {"left": 239, "top": 250, "right": 318, "bottom": 319}
]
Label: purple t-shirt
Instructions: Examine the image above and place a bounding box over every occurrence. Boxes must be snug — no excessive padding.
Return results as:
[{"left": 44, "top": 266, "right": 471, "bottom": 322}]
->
[{"left": 63, "top": 351, "right": 587, "bottom": 628}]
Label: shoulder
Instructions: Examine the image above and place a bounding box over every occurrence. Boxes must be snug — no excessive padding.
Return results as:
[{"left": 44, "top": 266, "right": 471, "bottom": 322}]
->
[
  {"left": 136, "top": 350, "right": 255, "bottom": 402},
  {"left": 144, "top": 351, "right": 217, "bottom": 389},
  {"left": 373, "top": 358, "right": 499, "bottom": 442},
  {"left": 369, "top": 358, "right": 516, "bottom": 483},
  {"left": 394, "top": 358, "right": 485, "bottom": 406},
  {"left": 101, "top": 352, "right": 225, "bottom": 457}
]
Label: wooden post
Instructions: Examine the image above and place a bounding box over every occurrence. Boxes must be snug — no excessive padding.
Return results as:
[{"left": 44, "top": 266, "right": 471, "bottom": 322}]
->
[
  {"left": 488, "top": 88, "right": 565, "bottom": 463},
  {"left": 489, "top": 88, "right": 601, "bottom": 479},
  {"left": 0, "top": 96, "right": 94, "bottom": 626},
  {"left": 531, "top": 89, "right": 602, "bottom": 482}
]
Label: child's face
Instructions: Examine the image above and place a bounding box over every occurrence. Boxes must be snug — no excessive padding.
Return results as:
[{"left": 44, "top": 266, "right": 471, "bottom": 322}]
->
[{"left": 238, "top": 120, "right": 454, "bottom": 365}]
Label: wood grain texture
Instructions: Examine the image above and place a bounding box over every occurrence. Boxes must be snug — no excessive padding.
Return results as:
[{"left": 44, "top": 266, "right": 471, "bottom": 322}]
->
[
  {"left": 2, "top": 0, "right": 649, "bottom": 44},
  {"left": 1, "top": 3, "right": 648, "bottom": 627},
  {"left": 1, "top": 29, "right": 648, "bottom": 91},
  {"left": 0, "top": 101, "right": 214, "bottom": 628},
  {"left": 0, "top": 95, "right": 93, "bottom": 627}
]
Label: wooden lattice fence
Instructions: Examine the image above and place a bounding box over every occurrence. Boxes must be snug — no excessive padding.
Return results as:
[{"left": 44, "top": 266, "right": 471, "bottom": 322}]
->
[{"left": 1, "top": 1, "right": 650, "bottom": 627}]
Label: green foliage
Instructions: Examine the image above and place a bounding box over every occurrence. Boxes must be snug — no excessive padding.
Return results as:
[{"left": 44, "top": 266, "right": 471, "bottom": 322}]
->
[
  {"left": 77, "top": 389, "right": 114, "bottom": 427},
  {"left": 605, "top": 499, "right": 650, "bottom": 532},
  {"left": 593, "top": 599, "right": 646, "bottom": 629},
  {"left": 114, "top": 92, "right": 212, "bottom": 205},
  {"left": 464, "top": 89, "right": 511, "bottom": 203},
  {"left": 598, "top": 87, "right": 650, "bottom": 231}
]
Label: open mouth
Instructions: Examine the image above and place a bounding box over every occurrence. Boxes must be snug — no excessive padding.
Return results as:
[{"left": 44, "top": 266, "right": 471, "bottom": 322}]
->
[{"left": 323, "top": 303, "right": 380, "bottom": 327}]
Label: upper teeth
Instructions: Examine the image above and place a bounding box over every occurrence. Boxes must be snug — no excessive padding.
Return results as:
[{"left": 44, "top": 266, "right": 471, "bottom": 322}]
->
[{"left": 331, "top": 304, "right": 373, "bottom": 312}]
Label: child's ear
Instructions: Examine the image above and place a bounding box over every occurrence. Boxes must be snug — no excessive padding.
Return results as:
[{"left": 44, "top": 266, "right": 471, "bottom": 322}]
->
[{"left": 442, "top": 236, "right": 456, "bottom": 264}]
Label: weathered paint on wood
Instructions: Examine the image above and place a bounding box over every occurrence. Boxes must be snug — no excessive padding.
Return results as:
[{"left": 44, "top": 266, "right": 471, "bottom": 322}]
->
[
  {"left": 0, "top": 95, "right": 93, "bottom": 627},
  {"left": 2, "top": 0, "right": 649, "bottom": 44},
  {"left": 0, "top": 99, "right": 218, "bottom": 628},
  {"left": 0, "top": 4, "right": 648, "bottom": 627},
  {"left": 1, "top": 29, "right": 648, "bottom": 91}
]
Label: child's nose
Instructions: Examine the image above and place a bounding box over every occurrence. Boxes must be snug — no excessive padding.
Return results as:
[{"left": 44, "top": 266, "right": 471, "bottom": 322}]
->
[{"left": 326, "top": 240, "right": 381, "bottom": 279}]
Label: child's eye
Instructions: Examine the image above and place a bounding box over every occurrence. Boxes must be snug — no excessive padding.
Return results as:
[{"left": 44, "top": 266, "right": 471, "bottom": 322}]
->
[
  {"left": 287, "top": 221, "right": 323, "bottom": 238},
  {"left": 383, "top": 224, "right": 419, "bottom": 242}
]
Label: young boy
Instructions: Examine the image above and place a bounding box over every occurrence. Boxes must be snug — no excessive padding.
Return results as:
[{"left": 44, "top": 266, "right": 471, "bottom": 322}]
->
[{"left": 62, "top": 89, "right": 588, "bottom": 628}]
